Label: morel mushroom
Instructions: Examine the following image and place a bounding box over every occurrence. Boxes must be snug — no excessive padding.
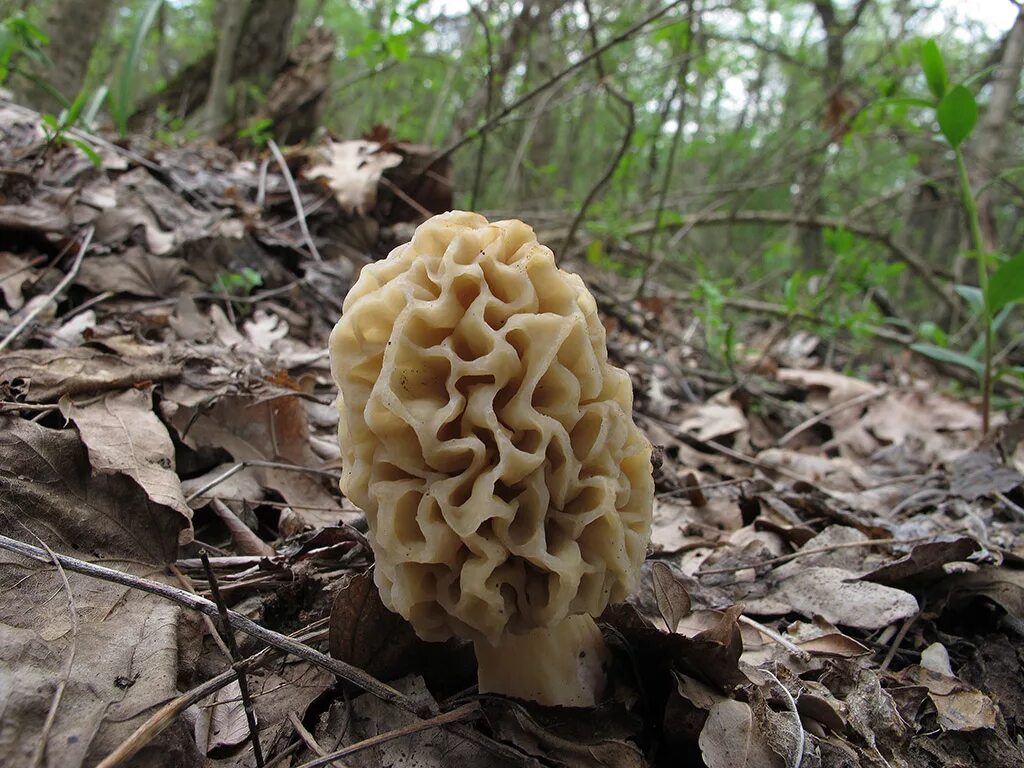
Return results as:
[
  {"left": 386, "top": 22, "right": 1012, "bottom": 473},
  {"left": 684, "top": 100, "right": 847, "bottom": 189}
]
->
[{"left": 329, "top": 211, "right": 653, "bottom": 707}]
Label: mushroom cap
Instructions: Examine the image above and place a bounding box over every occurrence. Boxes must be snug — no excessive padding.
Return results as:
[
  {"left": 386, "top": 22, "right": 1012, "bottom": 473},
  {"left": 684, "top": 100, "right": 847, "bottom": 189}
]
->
[{"left": 329, "top": 211, "right": 653, "bottom": 645}]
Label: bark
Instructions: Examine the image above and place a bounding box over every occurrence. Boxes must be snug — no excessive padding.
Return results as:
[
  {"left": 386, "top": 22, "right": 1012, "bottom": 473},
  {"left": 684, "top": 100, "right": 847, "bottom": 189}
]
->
[
  {"left": 15, "top": 0, "right": 116, "bottom": 113},
  {"left": 131, "top": 0, "right": 297, "bottom": 130},
  {"left": 453, "top": 0, "right": 567, "bottom": 139},
  {"left": 789, "top": 0, "right": 872, "bottom": 267},
  {"left": 203, "top": 0, "right": 251, "bottom": 133},
  {"left": 972, "top": 7, "right": 1024, "bottom": 251}
]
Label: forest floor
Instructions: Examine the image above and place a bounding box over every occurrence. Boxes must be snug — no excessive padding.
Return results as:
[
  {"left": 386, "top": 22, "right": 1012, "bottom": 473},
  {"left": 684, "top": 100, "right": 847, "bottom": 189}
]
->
[{"left": 2, "top": 98, "right": 1024, "bottom": 768}]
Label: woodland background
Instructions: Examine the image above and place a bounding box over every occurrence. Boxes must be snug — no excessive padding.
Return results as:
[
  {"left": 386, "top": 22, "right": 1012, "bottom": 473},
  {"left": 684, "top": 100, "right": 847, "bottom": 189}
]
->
[
  {"left": 2, "top": 1, "right": 1024, "bottom": 767},
  {"left": 4, "top": 0, "right": 1024, "bottom": 349}
]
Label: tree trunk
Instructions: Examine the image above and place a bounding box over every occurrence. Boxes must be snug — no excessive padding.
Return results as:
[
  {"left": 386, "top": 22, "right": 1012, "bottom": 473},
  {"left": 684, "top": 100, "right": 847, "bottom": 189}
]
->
[
  {"left": 15, "top": 0, "right": 116, "bottom": 112},
  {"left": 972, "top": 7, "right": 1024, "bottom": 251},
  {"left": 203, "top": 0, "right": 251, "bottom": 133},
  {"left": 131, "top": 0, "right": 297, "bottom": 130}
]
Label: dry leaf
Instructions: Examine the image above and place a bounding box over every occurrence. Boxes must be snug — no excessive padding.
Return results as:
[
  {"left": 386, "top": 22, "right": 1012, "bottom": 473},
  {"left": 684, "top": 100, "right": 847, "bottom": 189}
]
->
[
  {"left": 748, "top": 567, "right": 918, "bottom": 629},
  {"left": 652, "top": 561, "right": 692, "bottom": 633},
  {"left": 0, "top": 347, "right": 180, "bottom": 402},
  {"left": 305, "top": 140, "right": 403, "bottom": 215},
  {"left": 0, "top": 416, "right": 195, "bottom": 766},
  {"left": 194, "top": 680, "right": 250, "bottom": 755},
  {"left": 70, "top": 388, "right": 193, "bottom": 535},
  {"left": 698, "top": 699, "right": 786, "bottom": 768}
]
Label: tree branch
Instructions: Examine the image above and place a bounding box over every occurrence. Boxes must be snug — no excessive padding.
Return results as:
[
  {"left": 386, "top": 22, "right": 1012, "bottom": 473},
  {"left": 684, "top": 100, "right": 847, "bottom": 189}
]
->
[
  {"left": 625, "top": 209, "right": 955, "bottom": 311},
  {"left": 429, "top": 0, "right": 692, "bottom": 164}
]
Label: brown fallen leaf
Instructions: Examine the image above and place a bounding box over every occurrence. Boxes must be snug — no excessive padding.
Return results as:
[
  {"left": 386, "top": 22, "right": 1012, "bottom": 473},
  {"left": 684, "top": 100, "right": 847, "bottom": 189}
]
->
[
  {"left": 194, "top": 680, "right": 250, "bottom": 755},
  {"left": 328, "top": 570, "right": 425, "bottom": 683},
  {"left": 304, "top": 140, "right": 403, "bottom": 215},
  {"left": 0, "top": 416, "right": 195, "bottom": 766},
  {"left": 74, "top": 247, "right": 201, "bottom": 298},
  {"left": 894, "top": 664, "right": 998, "bottom": 732},
  {"left": 746, "top": 567, "right": 919, "bottom": 630},
  {"left": 69, "top": 388, "right": 193, "bottom": 537},
  {"left": 861, "top": 536, "right": 981, "bottom": 589},
  {"left": 698, "top": 698, "right": 786, "bottom": 768},
  {"left": 0, "top": 346, "right": 181, "bottom": 402},
  {"left": 165, "top": 391, "right": 352, "bottom": 527},
  {"left": 652, "top": 561, "right": 692, "bottom": 633}
]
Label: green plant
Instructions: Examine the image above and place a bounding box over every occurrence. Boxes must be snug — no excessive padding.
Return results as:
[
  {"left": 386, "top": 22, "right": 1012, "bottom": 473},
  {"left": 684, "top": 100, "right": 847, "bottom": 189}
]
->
[
  {"left": 40, "top": 88, "right": 102, "bottom": 166},
  {"left": 238, "top": 117, "right": 274, "bottom": 148},
  {"left": 0, "top": 12, "right": 47, "bottom": 86},
  {"left": 212, "top": 268, "right": 263, "bottom": 316},
  {"left": 111, "top": 0, "right": 164, "bottom": 136},
  {"left": 212, "top": 268, "right": 263, "bottom": 297},
  {"left": 909, "top": 40, "right": 1024, "bottom": 430}
]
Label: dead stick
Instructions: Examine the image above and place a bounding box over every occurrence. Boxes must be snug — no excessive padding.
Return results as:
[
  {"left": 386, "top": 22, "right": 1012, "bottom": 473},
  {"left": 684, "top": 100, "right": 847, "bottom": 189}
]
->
[
  {"left": 292, "top": 704, "right": 481, "bottom": 768},
  {"left": 0, "top": 535, "right": 408, "bottom": 709},
  {"left": 201, "top": 551, "right": 264, "bottom": 767},
  {"left": 0, "top": 226, "right": 93, "bottom": 353},
  {"left": 1, "top": 535, "right": 531, "bottom": 767}
]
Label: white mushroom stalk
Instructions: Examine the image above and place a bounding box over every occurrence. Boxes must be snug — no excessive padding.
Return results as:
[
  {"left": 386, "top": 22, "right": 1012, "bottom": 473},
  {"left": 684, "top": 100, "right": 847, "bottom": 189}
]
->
[{"left": 329, "top": 211, "right": 653, "bottom": 707}]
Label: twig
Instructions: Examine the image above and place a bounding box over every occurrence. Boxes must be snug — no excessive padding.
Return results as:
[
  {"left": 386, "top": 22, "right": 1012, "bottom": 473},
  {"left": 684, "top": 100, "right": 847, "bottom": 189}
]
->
[
  {"left": 879, "top": 613, "right": 917, "bottom": 672},
  {"left": 267, "top": 139, "right": 322, "bottom": 262},
  {"left": 1, "top": 536, "right": 530, "bottom": 766},
  {"left": 26, "top": 534, "right": 78, "bottom": 768},
  {"left": 760, "top": 669, "right": 804, "bottom": 768},
  {"left": 636, "top": 1, "right": 694, "bottom": 298},
  {"left": 201, "top": 551, "right": 264, "bottom": 766},
  {"left": 0, "top": 535, "right": 408, "bottom": 707},
  {"left": 184, "top": 459, "right": 340, "bottom": 504},
  {"left": 431, "top": 0, "right": 693, "bottom": 164},
  {"left": 625, "top": 209, "right": 955, "bottom": 311},
  {"left": 98, "top": 621, "right": 322, "bottom": 768},
  {"left": 561, "top": 0, "right": 637, "bottom": 254},
  {"left": 467, "top": 3, "right": 494, "bottom": 209},
  {"left": 738, "top": 615, "right": 811, "bottom": 663},
  {"left": 292, "top": 703, "right": 481, "bottom": 768},
  {"left": 287, "top": 712, "right": 328, "bottom": 759},
  {"left": 0, "top": 226, "right": 94, "bottom": 353},
  {"left": 168, "top": 563, "right": 233, "bottom": 660},
  {"left": 776, "top": 390, "right": 884, "bottom": 447},
  {"left": 696, "top": 534, "right": 960, "bottom": 576}
]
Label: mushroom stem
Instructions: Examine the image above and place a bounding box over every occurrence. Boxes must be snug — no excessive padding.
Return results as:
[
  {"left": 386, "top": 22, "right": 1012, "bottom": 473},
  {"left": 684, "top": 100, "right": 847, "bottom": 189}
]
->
[{"left": 473, "top": 614, "right": 610, "bottom": 707}]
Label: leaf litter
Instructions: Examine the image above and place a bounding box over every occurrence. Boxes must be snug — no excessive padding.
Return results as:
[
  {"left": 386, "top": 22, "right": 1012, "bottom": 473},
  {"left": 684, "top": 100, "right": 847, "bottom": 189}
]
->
[{"left": 1, "top": 103, "right": 1023, "bottom": 767}]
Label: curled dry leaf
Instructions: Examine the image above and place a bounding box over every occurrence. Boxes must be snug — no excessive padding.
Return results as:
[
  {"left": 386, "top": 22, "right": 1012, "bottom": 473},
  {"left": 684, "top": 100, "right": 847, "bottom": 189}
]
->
[
  {"left": 861, "top": 536, "right": 981, "bottom": 589},
  {"left": 895, "top": 664, "right": 998, "bottom": 732},
  {"left": 70, "top": 388, "right": 193, "bottom": 537},
  {"left": 304, "top": 140, "right": 403, "bottom": 215},
  {"left": 0, "top": 346, "right": 181, "bottom": 402}
]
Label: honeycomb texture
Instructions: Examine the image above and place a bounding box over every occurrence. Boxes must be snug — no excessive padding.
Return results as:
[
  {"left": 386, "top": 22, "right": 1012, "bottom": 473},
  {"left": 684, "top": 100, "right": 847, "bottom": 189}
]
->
[{"left": 329, "top": 211, "right": 653, "bottom": 645}]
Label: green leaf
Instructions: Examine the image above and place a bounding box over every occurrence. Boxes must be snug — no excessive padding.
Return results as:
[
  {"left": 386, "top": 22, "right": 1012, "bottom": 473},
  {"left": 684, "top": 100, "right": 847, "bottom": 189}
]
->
[
  {"left": 64, "top": 88, "right": 88, "bottom": 127},
  {"left": 937, "top": 85, "right": 978, "bottom": 148},
  {"left": 954, "top": 284, "right": 984, "bottom": 314},
  {"left": 987, "top": 252, "right": 1024, "bottom": 313},
  {"left": 384, "top": 35, "right": 409, "bottom": 61},
  {"left": 71, "top": 138, "right": 102, "bottom": 168},
  {"left": 113, "top": 0, "right": 163, "bottom": 136},
  {"left": 911, "top": 343, "right": 984, "bottom": 375},
  {"left": 921, "top": 40, "right": 948, "bottom": 99}
]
